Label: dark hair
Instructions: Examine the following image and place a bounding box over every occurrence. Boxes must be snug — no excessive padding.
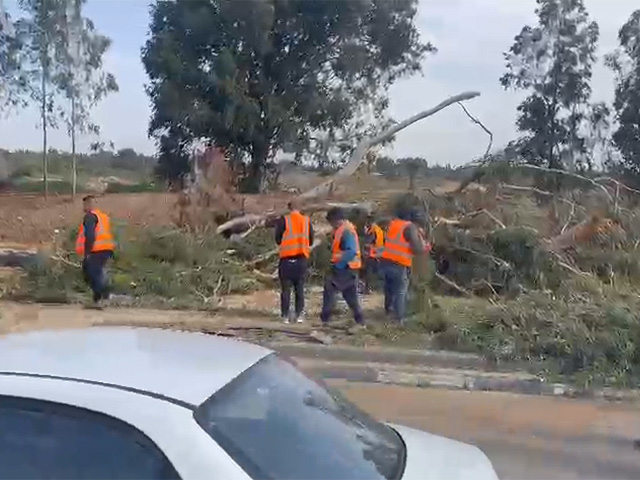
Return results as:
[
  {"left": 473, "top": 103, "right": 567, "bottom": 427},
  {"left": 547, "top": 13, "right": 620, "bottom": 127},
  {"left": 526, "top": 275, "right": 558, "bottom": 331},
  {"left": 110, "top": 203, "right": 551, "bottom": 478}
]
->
[
  {"left": 326, "top": 207, "right": 345, "bottom": 222},
  {"left": 82, "top": 195, "right": 95, "bottom": 202},
  {"left": 395, "top": 208, "right": 411, "bottom": 220}
]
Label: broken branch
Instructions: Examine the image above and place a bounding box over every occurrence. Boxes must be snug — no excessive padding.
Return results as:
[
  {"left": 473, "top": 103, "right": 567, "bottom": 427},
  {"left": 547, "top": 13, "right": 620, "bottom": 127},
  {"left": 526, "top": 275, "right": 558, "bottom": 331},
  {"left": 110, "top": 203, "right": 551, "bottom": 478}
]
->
[
  {"left": 434, "top": 272, "right": 471, "bottom": 296},
  {"left": 216, "top": 196, "right": 372, "bottom": 236},
  {"left": 217, "top": 92, "right": 481, "bottom": 236},
  {"left": 458, "top": 102, "right": 493, "bottom": 158},
  {"left": 516, "top": 164, "right": 613, "bottom": 203},
  {"left": 300, "top": 91, "right": 481, "bottom": 201}
]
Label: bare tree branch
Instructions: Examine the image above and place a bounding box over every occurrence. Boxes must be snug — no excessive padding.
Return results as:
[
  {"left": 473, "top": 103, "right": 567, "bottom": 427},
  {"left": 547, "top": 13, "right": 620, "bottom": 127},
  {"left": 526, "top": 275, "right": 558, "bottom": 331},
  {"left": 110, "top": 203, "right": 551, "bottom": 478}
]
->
[
  {"left": 594, "top": 176, "right": 640, "bottom": 197},
  {"left": 217, "top": 91, "right": 481, "bottom": 235},
  {"left": 299, "top": 91, "right": 481, "bottom": 201},
  {"left": 516, "top": 164, "right": 613, "bottom": 203},
  {"left": 217, "top": 202, "right": 372, "bottom": 236},
  {"left": 458, "top": 102, "right": 493, "bottom": 157},
  {"left": 434, "top": 272, "right": 471, "bottom": 296},
  {"left": 501, "top": 184, "right": 587, "bottom": 212}
]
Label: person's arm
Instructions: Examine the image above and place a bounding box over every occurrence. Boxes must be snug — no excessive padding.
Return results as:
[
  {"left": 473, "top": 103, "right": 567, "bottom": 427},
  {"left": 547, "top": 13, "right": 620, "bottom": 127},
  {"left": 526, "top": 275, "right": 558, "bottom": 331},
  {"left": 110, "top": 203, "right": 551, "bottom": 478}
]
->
[
  {"left": 83, "top": 212, "right": 98, "bottom": 256},
  {"left": 404, "top": 223, "right": 427, "bottom": 276},
  {"left": 404, "top": 223, "right": 425, "bottom": 255},
  {"left": 335, "top": 228, "right": 357, "bottom": 269},
  {"left": 274, "top": 217, "right": 285, "bottom": 245},
  {"left": 308, "top": 220, "right": 314, "bottom": 245}
]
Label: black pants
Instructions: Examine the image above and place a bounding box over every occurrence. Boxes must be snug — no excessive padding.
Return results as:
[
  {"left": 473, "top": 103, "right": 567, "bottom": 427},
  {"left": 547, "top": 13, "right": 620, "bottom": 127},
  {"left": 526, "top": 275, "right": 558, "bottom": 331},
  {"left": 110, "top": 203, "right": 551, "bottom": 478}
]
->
[
  {"left": 82, "top": 251, "right": 113, "bottom": 303},
  {"left": 362, "top": 256, "right": 379, "bottom": 292},
  {"left": 278, "top": 257, "right": 307, "bottom": 318},
  {"left": 321, "top": 268, "right": 364, "bottom": 325}
]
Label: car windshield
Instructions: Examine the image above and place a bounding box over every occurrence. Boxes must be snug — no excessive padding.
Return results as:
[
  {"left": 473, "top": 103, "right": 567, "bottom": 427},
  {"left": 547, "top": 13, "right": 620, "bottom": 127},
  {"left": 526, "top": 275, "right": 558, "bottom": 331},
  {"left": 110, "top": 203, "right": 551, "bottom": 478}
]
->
[{"left": 194, "top": 354, "right": 405, "bottom": 480}]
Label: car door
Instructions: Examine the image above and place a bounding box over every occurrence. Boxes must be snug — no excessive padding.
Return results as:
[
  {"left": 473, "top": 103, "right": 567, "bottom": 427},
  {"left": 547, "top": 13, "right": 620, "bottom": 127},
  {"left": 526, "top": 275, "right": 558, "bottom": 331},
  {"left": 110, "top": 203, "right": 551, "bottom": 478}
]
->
[{"left": 0, "top": 395, "right": 180, "bottom": 479}]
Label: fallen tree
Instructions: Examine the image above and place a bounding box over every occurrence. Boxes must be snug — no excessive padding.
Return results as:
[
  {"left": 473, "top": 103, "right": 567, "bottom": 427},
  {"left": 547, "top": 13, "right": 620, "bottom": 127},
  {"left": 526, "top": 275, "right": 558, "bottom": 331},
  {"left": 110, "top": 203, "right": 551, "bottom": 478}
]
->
[{"left": 216, "top": 91, "right": 481, "bottom": 236}]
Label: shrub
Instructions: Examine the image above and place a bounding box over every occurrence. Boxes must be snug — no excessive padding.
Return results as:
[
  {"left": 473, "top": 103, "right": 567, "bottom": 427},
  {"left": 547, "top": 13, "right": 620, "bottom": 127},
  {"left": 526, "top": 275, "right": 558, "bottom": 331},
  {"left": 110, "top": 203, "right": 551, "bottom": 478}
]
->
[
  {"left": 14, "top": 226, "right": 258, "bottom": 307},
  {"left": 434, "top": 292, "right": 640, "bottom": 387}
]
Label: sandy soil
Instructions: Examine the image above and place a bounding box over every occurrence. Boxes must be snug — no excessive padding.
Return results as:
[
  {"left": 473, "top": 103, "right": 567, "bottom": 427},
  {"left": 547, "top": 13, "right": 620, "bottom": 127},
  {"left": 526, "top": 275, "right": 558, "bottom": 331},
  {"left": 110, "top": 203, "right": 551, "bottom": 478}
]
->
[{"left": 340, "top": 383, "right": 640, "bottom": 480}]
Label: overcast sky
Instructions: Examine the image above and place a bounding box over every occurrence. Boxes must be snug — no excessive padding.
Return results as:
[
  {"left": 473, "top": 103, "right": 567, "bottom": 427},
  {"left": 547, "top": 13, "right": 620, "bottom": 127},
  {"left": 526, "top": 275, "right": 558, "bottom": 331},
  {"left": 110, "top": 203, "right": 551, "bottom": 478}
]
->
[{"left": 0, "top": 0, "right": 638, "bottom": 165}]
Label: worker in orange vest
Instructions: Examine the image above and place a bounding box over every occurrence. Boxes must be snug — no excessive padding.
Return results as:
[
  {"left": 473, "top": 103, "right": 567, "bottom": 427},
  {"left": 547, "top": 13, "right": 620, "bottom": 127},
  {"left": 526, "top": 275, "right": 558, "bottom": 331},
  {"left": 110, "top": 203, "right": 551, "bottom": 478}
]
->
[
  {"left": 380, "top": 207, "right": 425, "bottom": 324},
  {"left": 320, "top": 207, "right": 364, "bottom": 328},
  {"left": 362, "top": 214, "right": 384, "bottom": 294},
  {"left": 275, "top": 201, "right": 313, "bottom": 323},
  {"left": 75, "top": 195, "right": 115, "bottom": 309}
]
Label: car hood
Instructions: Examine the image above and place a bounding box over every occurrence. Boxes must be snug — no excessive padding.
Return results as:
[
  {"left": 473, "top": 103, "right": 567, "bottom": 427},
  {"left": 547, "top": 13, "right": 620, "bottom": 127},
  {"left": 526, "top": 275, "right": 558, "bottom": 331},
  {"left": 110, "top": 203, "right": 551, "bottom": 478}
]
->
[{"left": 391, "top": 424, "right": 499, "bottom": 480}]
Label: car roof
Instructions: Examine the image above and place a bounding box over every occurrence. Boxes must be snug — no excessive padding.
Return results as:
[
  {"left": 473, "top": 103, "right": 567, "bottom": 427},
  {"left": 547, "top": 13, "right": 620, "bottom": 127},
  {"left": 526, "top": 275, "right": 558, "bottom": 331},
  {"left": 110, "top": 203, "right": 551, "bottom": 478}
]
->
[{"left": 0, "top": 327, "right": 272, "bottom": 406}]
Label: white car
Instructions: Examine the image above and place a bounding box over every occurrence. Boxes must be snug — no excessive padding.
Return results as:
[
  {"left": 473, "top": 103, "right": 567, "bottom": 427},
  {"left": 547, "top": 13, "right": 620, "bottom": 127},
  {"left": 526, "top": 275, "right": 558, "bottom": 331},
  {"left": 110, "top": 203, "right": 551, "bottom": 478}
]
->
[{"left": 0, "top": 327, "right": 499, "bottom": 480}]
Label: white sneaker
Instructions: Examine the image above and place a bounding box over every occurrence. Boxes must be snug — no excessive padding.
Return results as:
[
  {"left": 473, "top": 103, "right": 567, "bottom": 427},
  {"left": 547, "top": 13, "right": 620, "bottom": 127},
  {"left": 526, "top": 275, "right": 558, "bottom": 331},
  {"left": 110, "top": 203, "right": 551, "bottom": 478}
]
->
[
  {"left": 282, "top": 316, "right": 290, "bottom": 324},
  {"left": 296, "top": 314, "right": 305, "bottom": 324}
]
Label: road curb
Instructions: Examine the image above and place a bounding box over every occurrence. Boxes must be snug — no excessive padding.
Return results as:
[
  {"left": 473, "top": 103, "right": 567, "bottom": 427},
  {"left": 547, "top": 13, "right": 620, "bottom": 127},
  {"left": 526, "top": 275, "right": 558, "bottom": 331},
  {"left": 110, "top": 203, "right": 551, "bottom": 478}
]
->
[
  {"left": 295, "top": 359, "right": 640, "bottom": 403},
  {"left": 270, "top": 341, "right": 488, "bottom": 370}
]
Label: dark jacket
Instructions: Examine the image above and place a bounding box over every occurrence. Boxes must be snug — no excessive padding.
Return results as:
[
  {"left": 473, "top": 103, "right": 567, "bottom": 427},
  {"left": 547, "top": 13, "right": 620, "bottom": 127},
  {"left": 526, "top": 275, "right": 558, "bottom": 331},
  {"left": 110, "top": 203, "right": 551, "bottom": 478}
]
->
[{"left": 82, "top": 212, "right": 99, "bottom": 254}]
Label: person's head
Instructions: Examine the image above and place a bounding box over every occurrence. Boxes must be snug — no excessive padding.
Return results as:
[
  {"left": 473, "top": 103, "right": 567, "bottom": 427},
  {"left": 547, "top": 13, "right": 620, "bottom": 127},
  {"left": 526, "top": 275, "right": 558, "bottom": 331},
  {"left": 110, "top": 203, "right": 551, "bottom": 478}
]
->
[
  {"left": 82, "top": 195, "right": 96, "bottom": 214},
  {"left": 366, "top": 213, "right": 375, "bottom": 226},
  {"left": 287, "top": 200, "right": 300, "bottom": 212},
  {"left": 395, "top": 206, "right": 412, "bottom": 221},
  {"left": 410, "top": 209, "right": 424, "bottom": 224},
  {"left": 326, "top": 207, "right": 346, "bottom": 229}
]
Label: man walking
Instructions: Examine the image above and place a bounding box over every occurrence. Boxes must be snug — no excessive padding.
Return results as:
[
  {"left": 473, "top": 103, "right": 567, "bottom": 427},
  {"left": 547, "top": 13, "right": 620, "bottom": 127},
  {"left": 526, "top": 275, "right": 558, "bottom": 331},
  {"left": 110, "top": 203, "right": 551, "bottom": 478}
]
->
[
  {"left": 75, "top": 195, "right": 115, "bottom": 309},
  {"left": 362, "top": 214, "right": 384, "bottom": 294},
  {"left": 380, "top": 208, "right": 425, "bottom": 324},
  {"left": 320, "top": 207, "right": 364, "bottom": 329},
  {"left": 275, "top": 201, "right": 313, "bottom": 323}
]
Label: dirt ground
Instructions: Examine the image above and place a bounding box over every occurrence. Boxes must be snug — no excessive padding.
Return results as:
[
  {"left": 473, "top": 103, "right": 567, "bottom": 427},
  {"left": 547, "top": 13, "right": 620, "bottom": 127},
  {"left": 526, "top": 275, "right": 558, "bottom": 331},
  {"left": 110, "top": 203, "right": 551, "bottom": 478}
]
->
[
  {"left": 0, "top": 191, "right": 299, "bottom": 245},
  {"left": 340, "top": 383, "right": 640, "bottom": 480},
  {"left": 0, "top": 193, "right": 178, "bottom": 245},
  {"left": 0, "top": 174, "right": 444, "bottom": 246}
]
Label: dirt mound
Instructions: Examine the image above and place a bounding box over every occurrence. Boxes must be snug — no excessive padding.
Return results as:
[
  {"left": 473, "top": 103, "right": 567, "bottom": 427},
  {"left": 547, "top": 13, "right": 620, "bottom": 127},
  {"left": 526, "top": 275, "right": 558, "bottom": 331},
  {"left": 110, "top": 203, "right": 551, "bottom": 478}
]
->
[{"left": 0, "top": 193, "right": 178, "bottom": 244}]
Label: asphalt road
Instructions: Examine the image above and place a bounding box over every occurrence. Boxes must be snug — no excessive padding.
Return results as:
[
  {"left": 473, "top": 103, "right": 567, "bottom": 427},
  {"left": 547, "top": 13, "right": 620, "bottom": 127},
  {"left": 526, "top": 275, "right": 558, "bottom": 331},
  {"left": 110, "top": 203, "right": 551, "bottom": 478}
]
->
[{"left": 336, "top": 382, "right": 640, "bottom": 480}]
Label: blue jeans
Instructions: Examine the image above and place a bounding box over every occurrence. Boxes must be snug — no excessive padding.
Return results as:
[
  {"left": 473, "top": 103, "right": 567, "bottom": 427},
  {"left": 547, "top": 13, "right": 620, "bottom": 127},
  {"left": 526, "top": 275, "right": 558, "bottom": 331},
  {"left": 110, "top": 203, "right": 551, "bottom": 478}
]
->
[
  {"left": 321, "top": 268, "right": 364, "bottom": 325},
  {"left": 82, "top": 251, "right": 113, "bottom": 302},
  {"left": 381, "top": 260, "right": 410, "bottom": 322}
]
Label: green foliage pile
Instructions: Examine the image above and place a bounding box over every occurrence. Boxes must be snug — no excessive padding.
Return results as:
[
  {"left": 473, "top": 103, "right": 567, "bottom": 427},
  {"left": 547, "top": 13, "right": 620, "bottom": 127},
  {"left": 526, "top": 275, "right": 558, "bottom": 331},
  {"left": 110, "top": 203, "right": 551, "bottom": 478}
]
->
[
  {"left": 433, "top": 291, "right": 640, "bottom": 388},
  {"left": 15, "top": 226, "right": 258, "bottom": 308}
]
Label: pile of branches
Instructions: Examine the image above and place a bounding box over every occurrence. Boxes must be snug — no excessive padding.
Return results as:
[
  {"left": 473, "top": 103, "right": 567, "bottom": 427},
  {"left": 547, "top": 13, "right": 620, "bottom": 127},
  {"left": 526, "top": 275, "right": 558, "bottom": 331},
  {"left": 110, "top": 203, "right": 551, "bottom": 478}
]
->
[{"left": 426, "top": 161, "right": 640, "bottom": 298}]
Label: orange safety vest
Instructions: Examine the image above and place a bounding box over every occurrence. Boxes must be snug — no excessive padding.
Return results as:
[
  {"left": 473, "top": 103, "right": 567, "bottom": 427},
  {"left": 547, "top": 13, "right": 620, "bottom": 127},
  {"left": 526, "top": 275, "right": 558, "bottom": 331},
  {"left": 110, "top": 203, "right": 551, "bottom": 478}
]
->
[
  {"left": 331, "top": 220, "right": 362, "bottom": 270},
  {"left": 381, "top": 218, "right": 413, "bottom": 267},
  {"left": 279, "top": 211, "right": 311, "bottom": 259},
  {"left": 75, "top": 209, "right": 116, "bottom": 256},
  {"left": 366, "top": 223, "right": 384, "bottom": 259}
]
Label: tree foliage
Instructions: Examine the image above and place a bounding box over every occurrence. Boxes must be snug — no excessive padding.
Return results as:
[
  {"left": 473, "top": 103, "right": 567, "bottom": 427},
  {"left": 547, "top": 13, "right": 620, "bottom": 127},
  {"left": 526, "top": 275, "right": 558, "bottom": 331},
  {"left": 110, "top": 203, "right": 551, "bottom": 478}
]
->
[
  {"left": 59, "top": 0, "right": 118, "bottom": 196},
  {"left": 8, "top": 0, "right": 116, "bottom": 197},
  {"left": 0, "top": 0, "right": 24, "bottom": 110},
  {"left": 606, "top": 10, "right": 640, "bottom": 180},
  {"left": 501, "top": 0, "right": 600, "bottom": 171},
  {"left": 142, "top": 0, "right": 433, "bottom": 192}
]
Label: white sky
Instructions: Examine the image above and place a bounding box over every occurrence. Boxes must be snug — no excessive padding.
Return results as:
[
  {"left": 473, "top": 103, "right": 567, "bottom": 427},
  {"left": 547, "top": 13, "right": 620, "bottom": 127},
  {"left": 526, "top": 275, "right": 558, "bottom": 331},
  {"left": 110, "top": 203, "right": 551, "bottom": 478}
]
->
[{"left": 0, "top": 0, "right": 637, "bottom": 165}]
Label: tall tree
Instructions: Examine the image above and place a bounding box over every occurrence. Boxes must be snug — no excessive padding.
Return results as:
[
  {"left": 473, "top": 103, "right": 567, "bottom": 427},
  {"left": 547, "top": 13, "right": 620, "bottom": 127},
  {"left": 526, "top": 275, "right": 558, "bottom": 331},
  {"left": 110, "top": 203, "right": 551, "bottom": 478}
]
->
[
  {"left": 606, "top": 10, "right": 640, "bottom": 179},
  {"left": 143, "top": 0, "right": 432, "bottom": 192},
  {"left": 60, "top": 0, "right": 117, "bottom": 197},
  {"left": 400, "top": 156, "right": 428, "bottom": 191},
  {"left": 14, "top": 0, "right": 71, "bottom": 197},
  {"left": 501, "top": 0, "right": 599, "bottom": 171},
  {"left": 0, "top": 0, "right": 25, "bottom": 110}
]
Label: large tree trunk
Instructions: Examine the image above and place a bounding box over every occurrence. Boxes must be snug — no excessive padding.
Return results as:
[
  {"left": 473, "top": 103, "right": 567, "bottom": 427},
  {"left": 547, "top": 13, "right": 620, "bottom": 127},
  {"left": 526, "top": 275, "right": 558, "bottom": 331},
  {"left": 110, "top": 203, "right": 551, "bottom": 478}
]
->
[{"left": 245, "top": 143, "right": 268, "bottom": 193}]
